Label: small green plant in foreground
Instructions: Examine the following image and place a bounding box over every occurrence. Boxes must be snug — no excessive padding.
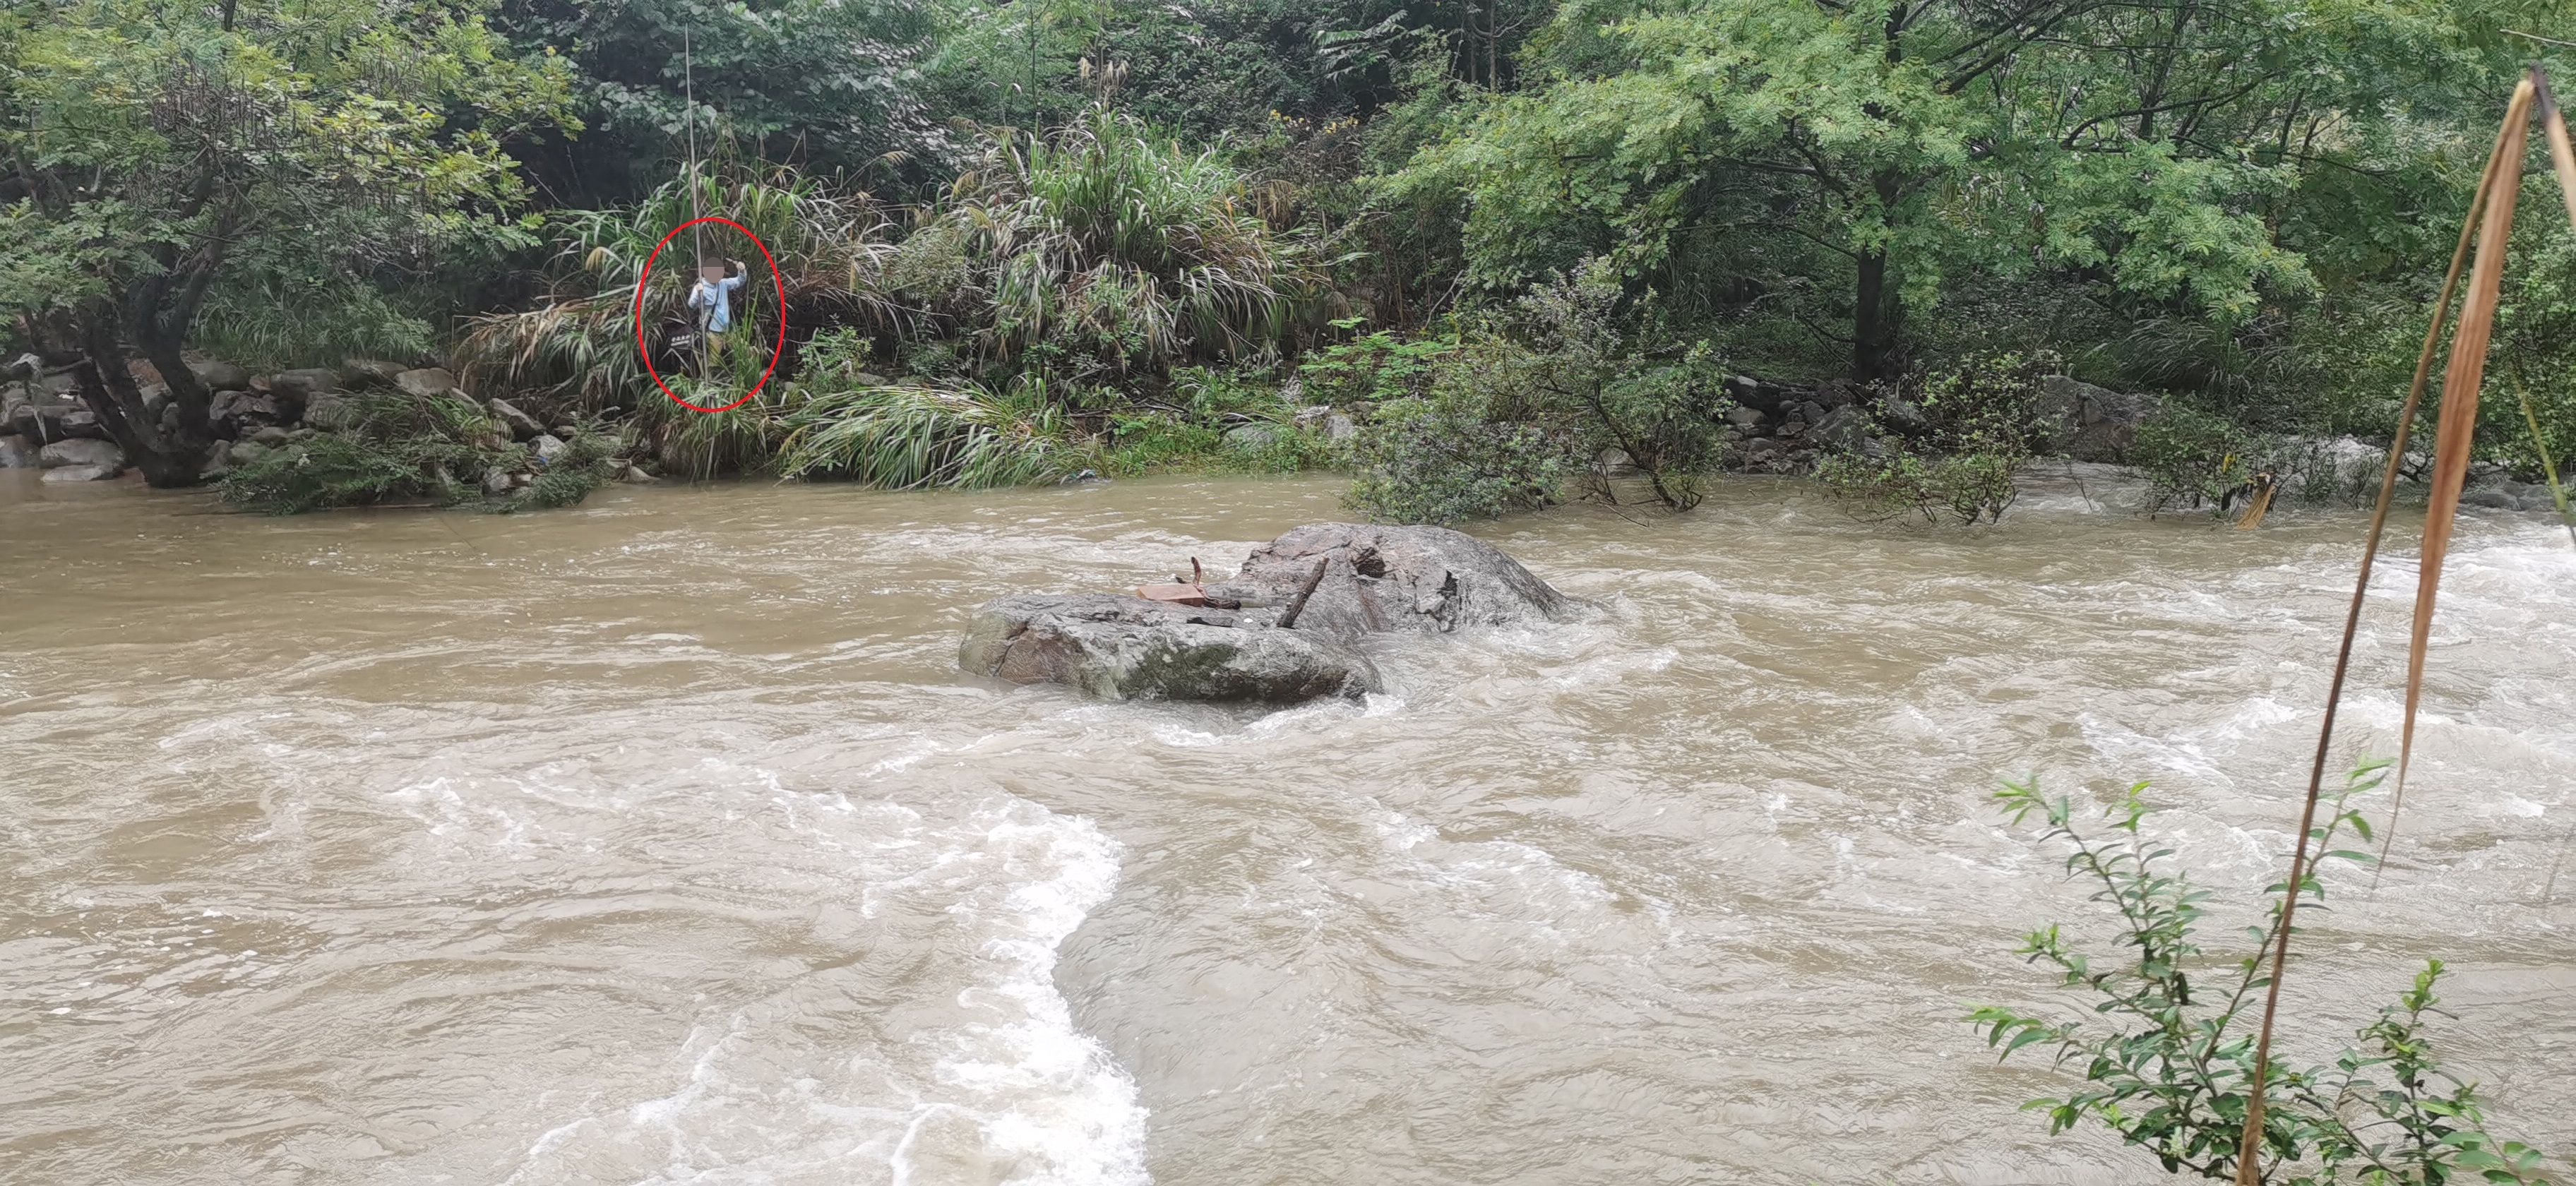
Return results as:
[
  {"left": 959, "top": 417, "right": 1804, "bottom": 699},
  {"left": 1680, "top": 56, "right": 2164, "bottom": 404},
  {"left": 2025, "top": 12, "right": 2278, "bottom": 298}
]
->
[{"left": 1971, "top": 762, "right": 2550, "bottom": 1184}]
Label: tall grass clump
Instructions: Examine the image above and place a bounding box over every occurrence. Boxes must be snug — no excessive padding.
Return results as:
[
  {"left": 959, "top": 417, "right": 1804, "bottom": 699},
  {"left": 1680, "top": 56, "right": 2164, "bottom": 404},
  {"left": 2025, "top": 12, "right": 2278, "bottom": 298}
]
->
[
  {"left": 890, "top": 103, "right": 1336, "bottom": 385},
  {"left": 777, "top": 375, "right": 1092, "bottom": 489},
  {"left": 456, "top": 167, "right": 900, "bottom": 415}
]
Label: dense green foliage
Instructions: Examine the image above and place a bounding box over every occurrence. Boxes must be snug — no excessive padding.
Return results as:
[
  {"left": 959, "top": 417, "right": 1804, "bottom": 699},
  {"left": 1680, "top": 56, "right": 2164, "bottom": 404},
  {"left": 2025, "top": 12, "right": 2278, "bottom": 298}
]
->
[
  {"left": 1817, "top": 351, "right": 2051, "bottom": 524},
  {"left": 6, "top": 0, "right": 2572, "bottom": 515},
  {"left": 1973, "top": 767, "right": 2553, "bottom": 1183},
  {"left": 213, "top": 393, "right": 618, "bottom": 514},
  {"left": 0, "top": 0, "right": 571, "bottom": 484},
  {"left": 889, "top": 104, "right": 1335, "bottom": 388}
]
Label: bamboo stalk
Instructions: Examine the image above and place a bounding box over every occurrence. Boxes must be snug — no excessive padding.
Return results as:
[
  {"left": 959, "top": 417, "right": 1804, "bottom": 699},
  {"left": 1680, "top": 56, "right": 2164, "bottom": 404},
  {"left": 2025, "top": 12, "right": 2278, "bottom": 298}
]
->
[{"left": 2229, "top": 76, "right": 2534, "bottom": 1186}]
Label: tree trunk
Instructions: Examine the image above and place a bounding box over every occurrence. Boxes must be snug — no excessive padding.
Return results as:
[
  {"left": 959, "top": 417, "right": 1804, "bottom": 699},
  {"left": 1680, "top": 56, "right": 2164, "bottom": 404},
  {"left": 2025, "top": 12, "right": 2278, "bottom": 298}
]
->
[
  {"left": 1851, "top": 169, "right": 1907, "bottom": 384},
  {"left": 55, "top": 308, "right": 215, "bottom": 487},
  {"left": 1852, "top": 246, "right": 1897, "bottom": 383},
  {"left": 1485, "top": 0, "right": 1498, "bottom": 88}
]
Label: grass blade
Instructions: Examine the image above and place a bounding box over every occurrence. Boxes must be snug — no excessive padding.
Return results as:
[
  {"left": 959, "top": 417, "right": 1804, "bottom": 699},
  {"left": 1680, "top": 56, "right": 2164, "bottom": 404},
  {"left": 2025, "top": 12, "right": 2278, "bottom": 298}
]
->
[
  {"left": 2230, "top": 75, "right": 2535, "bottom": 1186},
  {"left": 2512, "top": 371, "right": 2576, "bottom": 549},
  {"left": 2388, "top": 81, "right": 2529, "bottom": 873},
  {"left": 2539, "top": 68, "right": 2576, "bottom": 231}
]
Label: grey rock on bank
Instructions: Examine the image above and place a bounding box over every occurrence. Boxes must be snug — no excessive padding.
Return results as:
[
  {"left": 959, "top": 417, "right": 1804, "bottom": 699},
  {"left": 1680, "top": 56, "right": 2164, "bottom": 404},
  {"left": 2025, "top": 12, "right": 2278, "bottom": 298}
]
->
[
  {"left": 395, "top": 367, "right": 460, "bottom": 400},
  {"left": 210, "top": 390, "right": 280, "bottom": 437},
  {"left": 39, "top": 438, "right": 123, "bottom": 472},
  {"left": 489, "top": 397, "right": 547, "bottom": 441},
  {"left": 268, "top": 368, "right": 338, "bottom": 401},
  {"left": 191, "top": 359, "right": 252, "bottom": 393},
  {"left": 1809, "top": 404, "right": 1871, "bottom": 452},
  {"left": 960, "top": 593, "right": 1384, "bottom": 703},
  {"left": 302, "top": 392, "right": 357, "bottom": 431},
  {"left": 1203, "top": 522, "right": 1579, "bottom": 637},
  {"left": 2039, "top": 376, "right": 2157, "bottom": 462},
  {"left": 341, "top": 357, "right": 408, "bottom": 387}
]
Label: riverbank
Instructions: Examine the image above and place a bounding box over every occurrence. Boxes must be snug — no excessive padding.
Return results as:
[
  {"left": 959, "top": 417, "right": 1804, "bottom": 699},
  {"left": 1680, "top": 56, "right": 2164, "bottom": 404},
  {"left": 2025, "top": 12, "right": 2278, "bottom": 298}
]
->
[{"left": 4, "top": 473, "right": 2569, "bottom": 1183}]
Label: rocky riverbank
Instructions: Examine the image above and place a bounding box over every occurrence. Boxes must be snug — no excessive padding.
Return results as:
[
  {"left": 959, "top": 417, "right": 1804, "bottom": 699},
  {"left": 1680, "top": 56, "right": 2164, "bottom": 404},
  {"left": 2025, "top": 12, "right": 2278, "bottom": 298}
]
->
[{"left": 0, "top": 356, "right": 645, "bottom": 497}]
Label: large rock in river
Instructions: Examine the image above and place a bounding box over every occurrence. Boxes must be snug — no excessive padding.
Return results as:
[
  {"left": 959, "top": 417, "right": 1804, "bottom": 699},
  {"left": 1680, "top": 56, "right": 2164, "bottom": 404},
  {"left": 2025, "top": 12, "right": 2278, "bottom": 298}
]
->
[
  {"left": 960, "top": 593, "right": 1383, "bottom": 704},
  {"left": 1201, "top": 522, "right": 1578, "bottom": 637}
]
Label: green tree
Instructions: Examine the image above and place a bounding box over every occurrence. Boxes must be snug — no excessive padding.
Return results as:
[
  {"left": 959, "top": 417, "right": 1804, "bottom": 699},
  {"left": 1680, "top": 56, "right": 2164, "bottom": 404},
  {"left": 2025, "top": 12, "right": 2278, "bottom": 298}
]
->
[
  {"left": 0, "top": 0, "right": 571, "bottom": 485},
  {"left": 494, "top": 0, "right": 943, "bottom": 198},
  {"left": 1392, "top": 0, "right": 2551, "bottom": 383}
]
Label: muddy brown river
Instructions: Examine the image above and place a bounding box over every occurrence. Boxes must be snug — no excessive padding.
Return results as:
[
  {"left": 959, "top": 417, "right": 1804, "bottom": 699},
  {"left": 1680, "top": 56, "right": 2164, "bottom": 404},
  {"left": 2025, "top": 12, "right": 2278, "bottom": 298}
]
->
[{"left": 2, "top": 470, "right": 2570, "bottom": 1185}]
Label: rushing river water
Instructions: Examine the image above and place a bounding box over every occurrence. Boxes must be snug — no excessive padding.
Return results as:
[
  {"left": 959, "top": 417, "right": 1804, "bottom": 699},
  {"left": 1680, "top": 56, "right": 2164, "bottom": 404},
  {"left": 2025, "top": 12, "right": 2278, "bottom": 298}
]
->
[{"left": 3, "top": 469, "right": 2572, "bottom": 1185}]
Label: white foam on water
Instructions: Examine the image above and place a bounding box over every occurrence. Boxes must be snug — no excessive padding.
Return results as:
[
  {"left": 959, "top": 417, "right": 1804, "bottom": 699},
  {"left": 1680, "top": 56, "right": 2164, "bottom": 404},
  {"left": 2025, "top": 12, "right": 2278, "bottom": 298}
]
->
[{"left": 377, "top": 763, "right": 1155, "bottom": 1186}]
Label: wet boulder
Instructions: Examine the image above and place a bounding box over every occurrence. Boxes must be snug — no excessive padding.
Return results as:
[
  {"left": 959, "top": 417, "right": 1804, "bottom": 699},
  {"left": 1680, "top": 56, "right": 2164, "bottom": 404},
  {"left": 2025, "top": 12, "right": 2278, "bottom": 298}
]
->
[
  {"left": 191, "top": 359, "right": 252, "bottom": 393},
  {"left": 2038, "top": 376, "right": 2157, "bottom": 462},
  {"left": 209, "top": 390, "right": 280, "bottom": 438},
  {"left": 6, "top": 397, "right": 103, "bottom": 442},
  {"left": 41, "top": 464, "right": 119, "bottom": 484},
  {"left": 39, "top": 438, "right": 123, "bottom": 472},
  {"left": 489, "top": 397, "right": 546, "bottom": 441},
  {"left": 1203, "top": 522, "right": 1579, "bottom": 637},
  {"left": 341, "top": 357, "right": 407, "bottom": 388},
  {"left": 960, "top": 594, "right": 1383, "bottom": 704},
  {"left": 395, "top": 367, "right": 460, "bottom": 400}
]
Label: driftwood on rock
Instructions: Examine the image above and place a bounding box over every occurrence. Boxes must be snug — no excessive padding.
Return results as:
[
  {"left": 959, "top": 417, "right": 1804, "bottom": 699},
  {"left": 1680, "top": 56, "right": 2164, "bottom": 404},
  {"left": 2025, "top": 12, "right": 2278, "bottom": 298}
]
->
[
  {"left": 958, "top": 522, "right": 1580, "bottom": 705},
  {"left": 1203, "top": 522, "right": 1578, "bottom": 637}
]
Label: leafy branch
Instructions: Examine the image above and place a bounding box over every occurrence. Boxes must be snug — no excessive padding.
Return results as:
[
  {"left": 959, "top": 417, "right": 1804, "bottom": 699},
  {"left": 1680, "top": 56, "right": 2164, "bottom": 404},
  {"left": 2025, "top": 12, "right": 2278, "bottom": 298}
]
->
[{"left": 1970, "top": 764, "right": 2551, "bottom": 1184}]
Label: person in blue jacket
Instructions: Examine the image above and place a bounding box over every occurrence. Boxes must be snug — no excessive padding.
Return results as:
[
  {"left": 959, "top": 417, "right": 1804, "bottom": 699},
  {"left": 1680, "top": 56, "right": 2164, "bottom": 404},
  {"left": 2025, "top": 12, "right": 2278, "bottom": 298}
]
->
[{"left": 686, "top": 258, "right": 747, "bottom": 364}]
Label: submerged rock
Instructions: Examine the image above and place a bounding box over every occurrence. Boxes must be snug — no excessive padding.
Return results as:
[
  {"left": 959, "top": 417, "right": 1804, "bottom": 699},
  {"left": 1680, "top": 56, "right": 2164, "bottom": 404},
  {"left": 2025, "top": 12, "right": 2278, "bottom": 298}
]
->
[
  {"left": 1203, "top": 522, "right": 1578, "bottom": 637},
  {"left": 960, "top": 593, "right": 1383, "bottom": 703},
  {"left": 40, "top": 463, "right": 119, "bottom": 484}
]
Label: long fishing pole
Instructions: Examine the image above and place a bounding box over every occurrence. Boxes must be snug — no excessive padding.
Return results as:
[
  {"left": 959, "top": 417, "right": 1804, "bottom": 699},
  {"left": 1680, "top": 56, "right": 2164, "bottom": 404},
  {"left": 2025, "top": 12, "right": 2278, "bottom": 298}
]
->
[{"left": 684, "top": 24, "right": 708, "bottom": 385}]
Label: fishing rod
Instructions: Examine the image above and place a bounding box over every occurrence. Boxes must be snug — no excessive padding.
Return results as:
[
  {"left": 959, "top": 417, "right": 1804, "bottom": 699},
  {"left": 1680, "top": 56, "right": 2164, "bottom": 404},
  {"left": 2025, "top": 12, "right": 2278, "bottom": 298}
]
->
[{"left": 684, "top": 24, "right": 707, "bottom": 385}]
